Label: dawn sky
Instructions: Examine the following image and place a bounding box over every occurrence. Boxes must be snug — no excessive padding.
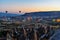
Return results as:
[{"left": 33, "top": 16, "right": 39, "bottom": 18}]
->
[{"left": 0, "top": 0, "right": 60, "bottom": 13}]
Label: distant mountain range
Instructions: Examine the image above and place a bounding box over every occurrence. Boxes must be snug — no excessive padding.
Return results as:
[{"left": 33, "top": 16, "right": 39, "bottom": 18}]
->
[
  {"left": 0, "top": 12, "right": 21, "bottom": 17},
  {"left": 21, "top": 11, "right": 60, "bottom": 17},
  {"left": 0, "top": 11, "right": 60, "bottom": 18}
]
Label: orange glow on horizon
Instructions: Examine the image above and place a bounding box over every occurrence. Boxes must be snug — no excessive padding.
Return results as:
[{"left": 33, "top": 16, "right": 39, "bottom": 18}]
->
[{"left": 1, "top": 6, "right": 60, "bottom": 13}]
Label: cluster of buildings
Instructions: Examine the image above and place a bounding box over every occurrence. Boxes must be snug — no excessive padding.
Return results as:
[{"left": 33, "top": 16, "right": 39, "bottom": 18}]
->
[{"left": 0, "top": 11, "right": 60, "bottom": 40}]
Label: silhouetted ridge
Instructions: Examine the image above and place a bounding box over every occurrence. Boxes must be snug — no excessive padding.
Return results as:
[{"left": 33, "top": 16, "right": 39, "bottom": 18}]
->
[{"left": 22, "top": 11, "right": 60, "bottom": 17}]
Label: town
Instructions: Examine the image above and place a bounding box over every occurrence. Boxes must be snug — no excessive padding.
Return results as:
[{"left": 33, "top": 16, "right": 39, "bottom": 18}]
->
[{"left": 0, "top": 11, "right": 60, "bottom": 40}]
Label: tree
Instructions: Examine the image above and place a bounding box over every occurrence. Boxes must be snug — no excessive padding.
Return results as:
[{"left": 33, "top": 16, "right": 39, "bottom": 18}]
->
[
  {"left": 19, "top": 11, "right": 21, "bottom": 13},
  {"left": 5, "top": 11, "right": 8, "bottom": 13}
]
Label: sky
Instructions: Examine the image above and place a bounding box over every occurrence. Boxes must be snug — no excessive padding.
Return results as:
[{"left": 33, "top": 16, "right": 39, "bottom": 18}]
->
[{"left": 0, "top": 0, "right": 60, "bottom": 13}]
